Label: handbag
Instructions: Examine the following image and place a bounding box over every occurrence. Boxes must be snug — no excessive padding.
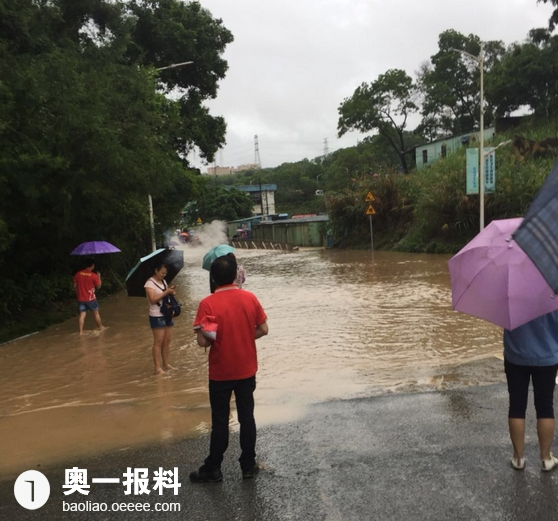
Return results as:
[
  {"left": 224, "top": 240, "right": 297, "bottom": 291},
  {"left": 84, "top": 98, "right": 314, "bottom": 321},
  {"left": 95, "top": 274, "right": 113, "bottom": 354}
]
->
[{"left": 152, "top": 280, "right": 181, "bottom": 319}]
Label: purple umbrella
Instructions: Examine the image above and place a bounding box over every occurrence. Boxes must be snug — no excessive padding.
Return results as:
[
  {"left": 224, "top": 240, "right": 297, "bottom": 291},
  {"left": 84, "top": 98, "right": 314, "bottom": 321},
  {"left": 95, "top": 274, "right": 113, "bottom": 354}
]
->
[
  {"left": 70, "top": 241, "right": 121, "bottom": 255},
  {"left": 448, "top": 218, "right": 558, "bottom": 330}
]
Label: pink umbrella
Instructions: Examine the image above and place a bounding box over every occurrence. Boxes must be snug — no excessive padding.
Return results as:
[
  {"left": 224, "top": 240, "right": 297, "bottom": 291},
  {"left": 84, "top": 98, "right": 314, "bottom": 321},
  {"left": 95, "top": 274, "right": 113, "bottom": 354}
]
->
[{"left": 448, "top": 218, "right": 558, "bottom": 330}]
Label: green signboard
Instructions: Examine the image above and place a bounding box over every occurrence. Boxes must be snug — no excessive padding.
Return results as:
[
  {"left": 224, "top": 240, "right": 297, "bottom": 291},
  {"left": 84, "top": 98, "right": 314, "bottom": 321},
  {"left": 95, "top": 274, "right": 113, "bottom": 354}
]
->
[
  {"left": 466, "top": 147, "right": 496, "bottom": 194},
  {"left": 466, "top": 149, "right": 479, "bottom": 194}
]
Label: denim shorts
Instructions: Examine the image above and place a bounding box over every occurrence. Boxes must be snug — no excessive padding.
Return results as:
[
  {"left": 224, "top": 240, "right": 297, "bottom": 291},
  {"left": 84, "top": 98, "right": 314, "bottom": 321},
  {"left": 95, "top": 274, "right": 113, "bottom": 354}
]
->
[
  {"left": 149, "top": 316, "right": 174, "bottom": 329},
  {"left": 78, "top": 301, "right": 99, "bottom": 313}
]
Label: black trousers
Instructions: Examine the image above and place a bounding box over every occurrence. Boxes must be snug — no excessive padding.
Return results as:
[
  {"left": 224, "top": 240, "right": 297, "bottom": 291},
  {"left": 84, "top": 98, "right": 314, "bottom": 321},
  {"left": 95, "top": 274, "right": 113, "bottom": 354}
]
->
[
  {"left": 505, "top": 359, "right": 558, "bottom": 419},
  {"left": 204, "top": 376, "right": 256, "bottom": 471}
]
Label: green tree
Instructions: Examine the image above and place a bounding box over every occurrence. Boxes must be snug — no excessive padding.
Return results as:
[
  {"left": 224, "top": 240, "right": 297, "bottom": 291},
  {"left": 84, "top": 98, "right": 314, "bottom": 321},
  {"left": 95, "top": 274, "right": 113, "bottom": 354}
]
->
[
  {"left": 184, "top": 183, "right": 254, "bottom": 224},
  {"left": 487, "top": 28, "right": 558, "bottom": 119},
  {"left": 417, "top": 30, "right": 505, "bottom": 138},
  {"left": 127, "top": 0, "right": 233, "bottom": 163},
  {"left": 0, "top": 0, "right": 233, "bottom": 328},
  {"left": 337, "top": 69, "right": 418, "bottom": 173},
  {"left": 538, "top": 0, "right": 558, "bottom": 30}
]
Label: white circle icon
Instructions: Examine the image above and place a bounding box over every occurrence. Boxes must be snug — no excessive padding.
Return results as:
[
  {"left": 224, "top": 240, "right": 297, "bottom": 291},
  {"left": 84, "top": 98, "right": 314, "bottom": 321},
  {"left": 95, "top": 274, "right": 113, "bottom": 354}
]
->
[{"left": 14, "top": 470, "right": 50, "bottom": 510}]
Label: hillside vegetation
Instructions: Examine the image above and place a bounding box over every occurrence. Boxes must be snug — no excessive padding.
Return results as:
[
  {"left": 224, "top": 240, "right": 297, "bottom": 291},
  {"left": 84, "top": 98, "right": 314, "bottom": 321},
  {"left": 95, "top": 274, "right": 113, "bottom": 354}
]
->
[{"left": 328, "top": 121, "right": 557, "bottom": 252}]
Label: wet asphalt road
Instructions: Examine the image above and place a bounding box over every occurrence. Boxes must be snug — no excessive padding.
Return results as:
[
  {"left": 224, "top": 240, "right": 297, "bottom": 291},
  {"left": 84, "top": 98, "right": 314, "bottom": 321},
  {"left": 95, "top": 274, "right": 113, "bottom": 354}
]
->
[{"left": 2, "top": 382, "right": 558, "bottom": 521}]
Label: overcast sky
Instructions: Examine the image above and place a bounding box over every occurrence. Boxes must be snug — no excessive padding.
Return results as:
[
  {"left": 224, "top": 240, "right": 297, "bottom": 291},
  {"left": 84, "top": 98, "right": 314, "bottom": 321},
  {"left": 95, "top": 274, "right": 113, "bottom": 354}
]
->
[{"left": 191, "top": 0, "right": 554, "bottom": 171}]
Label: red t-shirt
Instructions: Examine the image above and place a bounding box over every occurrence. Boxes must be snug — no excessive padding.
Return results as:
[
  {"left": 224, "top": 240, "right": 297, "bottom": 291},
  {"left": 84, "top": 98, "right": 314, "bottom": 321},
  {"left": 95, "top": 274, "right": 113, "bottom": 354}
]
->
[
  {"left": 73, "top": 269, "right": 101, "bottom": 302},
  {"left": 193, "top": 285, "right": 267, "bottom": 381}
]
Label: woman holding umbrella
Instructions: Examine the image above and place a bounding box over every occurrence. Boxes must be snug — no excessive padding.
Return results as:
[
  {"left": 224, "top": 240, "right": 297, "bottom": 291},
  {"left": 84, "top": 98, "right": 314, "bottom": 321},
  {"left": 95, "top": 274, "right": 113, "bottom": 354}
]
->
[{"left": 144, "top": 263, "right": 177, "bottom": 375}]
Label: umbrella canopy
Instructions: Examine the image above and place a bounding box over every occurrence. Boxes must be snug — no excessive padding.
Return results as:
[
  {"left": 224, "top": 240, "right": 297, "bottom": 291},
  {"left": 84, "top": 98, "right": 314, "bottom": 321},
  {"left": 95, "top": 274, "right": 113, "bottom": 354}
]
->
[
  {"left": 71, "top": 241, "right": 121, "bottom": 255},
  {"left": 126, "top": 248, "right": 184, "bottom": 297},
  {"left": 202, "top": 244, "right": 235, "bottom": 271},
  {"left": 448, "top": 218, "right": 558, "bottom": 330},
  {"left": 513, "top": 159, "right": 558, "bottom": 293}
]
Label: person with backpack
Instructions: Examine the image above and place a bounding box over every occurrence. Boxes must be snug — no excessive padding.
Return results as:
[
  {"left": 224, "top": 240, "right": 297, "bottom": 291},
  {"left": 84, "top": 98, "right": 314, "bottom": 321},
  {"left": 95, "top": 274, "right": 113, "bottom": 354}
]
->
[{"left": 144, "top": 263, "right": 177, "bottom": 375}]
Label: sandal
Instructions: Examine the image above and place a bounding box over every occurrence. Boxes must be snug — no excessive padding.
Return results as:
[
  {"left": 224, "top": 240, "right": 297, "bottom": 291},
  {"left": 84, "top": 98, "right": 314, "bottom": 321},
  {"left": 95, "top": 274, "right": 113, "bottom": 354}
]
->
[
  {"left": 511, "top": 456, "right": 525, "bottom": 470},
  {"left": 541, "top": 454, "right": 558, "bottom": 472}
]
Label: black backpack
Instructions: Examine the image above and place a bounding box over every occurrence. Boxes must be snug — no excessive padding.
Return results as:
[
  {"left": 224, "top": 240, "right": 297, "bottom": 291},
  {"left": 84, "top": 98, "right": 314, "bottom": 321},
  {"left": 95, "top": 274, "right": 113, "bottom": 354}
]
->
[{"left": 152, "top": 280, "right": 181, "bottom": 319}]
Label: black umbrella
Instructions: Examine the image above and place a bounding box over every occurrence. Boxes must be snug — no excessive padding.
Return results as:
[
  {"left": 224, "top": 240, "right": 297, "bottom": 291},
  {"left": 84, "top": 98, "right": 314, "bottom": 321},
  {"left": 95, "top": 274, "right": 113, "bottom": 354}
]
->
[
  {"left": 125, "top": 248, "right": 184, "bottom": 297},
  {"left": 513, "top": 159, "right": 558, "bottom": 293}
]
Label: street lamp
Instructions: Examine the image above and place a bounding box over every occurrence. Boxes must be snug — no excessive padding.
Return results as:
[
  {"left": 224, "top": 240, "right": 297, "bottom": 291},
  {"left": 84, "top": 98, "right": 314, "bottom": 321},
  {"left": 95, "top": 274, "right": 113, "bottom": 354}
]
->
[
  {"left": 156, "top": 61, "right": 194, "bottom": 71},
  {"left": 451, "top": 46, "right": 485, "bottom": 231},
  {"left": 148, "top": 60, "right": 194, "bottom": 250}
]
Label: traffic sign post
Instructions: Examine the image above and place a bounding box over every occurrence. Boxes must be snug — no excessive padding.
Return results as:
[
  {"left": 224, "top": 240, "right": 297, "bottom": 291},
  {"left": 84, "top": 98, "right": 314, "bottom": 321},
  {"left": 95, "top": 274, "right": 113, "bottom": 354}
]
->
[{"left": 365, "top": 195, "right": 376, "bottom": 257}]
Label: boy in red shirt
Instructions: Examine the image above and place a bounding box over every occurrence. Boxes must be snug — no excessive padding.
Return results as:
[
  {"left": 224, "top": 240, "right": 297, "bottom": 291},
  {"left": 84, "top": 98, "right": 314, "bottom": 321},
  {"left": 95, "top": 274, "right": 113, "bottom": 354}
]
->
[
  {"left": 190, "top": 254, "right": 268, "bottom": 483},
  {"left": 72, "top": 258, "right": 103, "bottom": 335}
]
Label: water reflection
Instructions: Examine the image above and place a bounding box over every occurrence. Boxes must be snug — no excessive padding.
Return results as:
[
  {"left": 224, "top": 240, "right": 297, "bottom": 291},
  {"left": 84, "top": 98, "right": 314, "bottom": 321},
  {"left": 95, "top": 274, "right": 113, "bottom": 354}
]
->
[{"left": 0, "top": 247, "right": 503, "bottom": 474}]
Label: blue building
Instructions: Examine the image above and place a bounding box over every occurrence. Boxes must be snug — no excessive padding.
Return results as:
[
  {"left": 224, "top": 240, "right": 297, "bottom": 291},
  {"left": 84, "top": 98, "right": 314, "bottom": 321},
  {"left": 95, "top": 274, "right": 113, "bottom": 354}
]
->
[{"left": 415, "top": 127, "right": 496, "bottom": 170}]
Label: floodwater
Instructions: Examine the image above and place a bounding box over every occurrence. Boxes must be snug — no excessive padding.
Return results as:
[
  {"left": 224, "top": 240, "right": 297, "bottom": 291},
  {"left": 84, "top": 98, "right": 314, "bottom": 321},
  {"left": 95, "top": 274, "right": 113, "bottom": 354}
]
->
[{"left": 0, "top": 248, "right": 503, "bottom": 475}]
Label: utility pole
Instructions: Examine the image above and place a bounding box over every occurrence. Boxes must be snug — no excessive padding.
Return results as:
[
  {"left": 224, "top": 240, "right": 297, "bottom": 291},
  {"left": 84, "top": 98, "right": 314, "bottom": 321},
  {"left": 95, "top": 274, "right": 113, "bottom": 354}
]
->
[
  {"left": 148, "top": 195, "right": 156, "bottom": 252},
  {"left": 450, "top": 46, "right": 485, "bottom": 231},
  {"left": 323, "top": 138, "right": 329, "bottom": 157},
  {"left": 259, "top": 176, "right": 264, "bottom": 216},
  {"left": 254, "top": 135, "right": 261, "bottom": 167}
]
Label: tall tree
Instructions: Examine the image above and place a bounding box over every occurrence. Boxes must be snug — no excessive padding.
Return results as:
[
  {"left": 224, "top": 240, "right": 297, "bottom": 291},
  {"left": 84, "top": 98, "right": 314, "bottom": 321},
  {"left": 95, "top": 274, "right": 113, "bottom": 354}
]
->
[
  {"left": 538, "top": 0, "right": 558, "bottom": 30},
  {"left": 487, "top": 28, "right": 558, "bottom": 119},
  {"left": 127, "top": 0, "right": 233, "bottom": 162},
  {"left": 0, "top": 0, "right": 234, "bottom": 325},
  {"left": 337, "top": 69, "right": 418, "bottom": 173},
  {"left": 417, "top": 30, "right": 505, "bottom": 139}
]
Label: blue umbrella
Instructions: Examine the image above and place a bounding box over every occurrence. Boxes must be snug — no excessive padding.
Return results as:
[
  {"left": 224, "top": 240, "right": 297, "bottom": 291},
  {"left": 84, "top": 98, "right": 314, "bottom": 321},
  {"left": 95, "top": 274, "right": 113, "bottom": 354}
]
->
[
  {"left": 202, "top": 244, "right": 235, "bottom": 271},
  {"left": 513, "top": 159, "right": 558, "bottom": 293},
  {"left": 126, "top": 248, "right": 184, "bottom": 297}
]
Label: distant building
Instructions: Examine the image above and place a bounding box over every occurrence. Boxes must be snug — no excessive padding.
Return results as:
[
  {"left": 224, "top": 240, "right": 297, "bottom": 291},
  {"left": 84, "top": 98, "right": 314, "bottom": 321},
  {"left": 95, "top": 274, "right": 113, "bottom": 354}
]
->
[
  {"left": 415, "top": 127, "right": 496, "bottom": 171},
  {"left": 226, "top": 184, "right": 277, "bottom": 216},
  {"left": 205, "top": 163, "right": 259, "bottom": 176},
  {"left": 235, "top": 163, "right": 259, "bottom": 173},
  {"left": 206, "top": 166, "right": 234, "bottom": 176}
]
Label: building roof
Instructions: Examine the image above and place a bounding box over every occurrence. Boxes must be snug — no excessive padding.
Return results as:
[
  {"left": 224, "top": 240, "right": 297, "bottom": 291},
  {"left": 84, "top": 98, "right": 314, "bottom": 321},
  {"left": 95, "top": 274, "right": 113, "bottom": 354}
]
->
[
  {"left": 258, "top": 214, "right": 329, "bottom": 224},
  {"left": 227, "top": 216, "right": 263, "bottom": 224},
  {"left": 233, "top": 184, "right": 278, "bottom": 193},
  {"left": 421, "top": 126, "right": 495, "bottom": 147}
]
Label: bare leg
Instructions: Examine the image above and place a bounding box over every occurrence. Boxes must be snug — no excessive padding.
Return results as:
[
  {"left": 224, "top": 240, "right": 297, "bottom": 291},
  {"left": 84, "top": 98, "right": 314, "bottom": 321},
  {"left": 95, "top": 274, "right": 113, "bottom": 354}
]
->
[
  {"left": 162, "top": 327, "right": 174, "bottom": 371},
  {"left": 78, "top": 311, "right": 86, "bottom": 335},
  {"left": 93, "top": 310, "right": 104, "bottom": 331},
  {"left": 152, "top": 328, "right": 165, "bottom": 374},
  {"left": 509, "top": 418, "right": 525, "bottom": 458},
  {"left": 537, "top": 418, "right": 555, "bottom": 460}
]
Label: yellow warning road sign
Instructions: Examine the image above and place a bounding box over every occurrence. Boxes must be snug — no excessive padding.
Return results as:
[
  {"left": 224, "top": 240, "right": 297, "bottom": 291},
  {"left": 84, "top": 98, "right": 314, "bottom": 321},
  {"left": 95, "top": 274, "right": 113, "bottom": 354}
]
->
[
  {"left": 365, "top": 204, "right": 376, "bottom": 215},
  {"left": 365, "top": 191, "right": 375, "bottom": 202},
  {"left": 196, "top": 217, "right": 202, "bottom": 224}
]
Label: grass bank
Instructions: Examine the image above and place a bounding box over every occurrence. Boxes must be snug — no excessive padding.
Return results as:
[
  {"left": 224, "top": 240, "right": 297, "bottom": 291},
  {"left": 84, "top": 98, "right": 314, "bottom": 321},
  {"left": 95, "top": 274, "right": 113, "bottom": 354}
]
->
[{"left": 329, "top": 119, "right": 558, "bottom": 253}]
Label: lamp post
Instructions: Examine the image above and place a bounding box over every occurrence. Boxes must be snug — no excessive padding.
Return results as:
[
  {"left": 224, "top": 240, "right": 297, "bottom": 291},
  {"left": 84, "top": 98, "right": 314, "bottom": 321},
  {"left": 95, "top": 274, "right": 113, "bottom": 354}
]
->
[
  {"left": 148, "top": 60, "right": 194, "bottom": 250},
  {"left": 451, "top": 46, "right": 485, "bottom": 231},
  {"left": 156, "top": 61, "right": 194, "bottom": 71}
]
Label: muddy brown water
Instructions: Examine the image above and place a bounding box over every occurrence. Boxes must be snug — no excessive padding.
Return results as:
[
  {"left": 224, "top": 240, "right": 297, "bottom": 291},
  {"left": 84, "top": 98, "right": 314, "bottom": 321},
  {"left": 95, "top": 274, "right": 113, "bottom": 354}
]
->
[{"left": 0, "top": 248, "right": 503, "bottom": 475}]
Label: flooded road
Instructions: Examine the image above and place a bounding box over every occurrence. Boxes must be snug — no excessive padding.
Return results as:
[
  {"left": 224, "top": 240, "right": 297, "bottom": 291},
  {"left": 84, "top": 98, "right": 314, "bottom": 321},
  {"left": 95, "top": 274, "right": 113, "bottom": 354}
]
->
[{"left": 0, "top": 248, "right": 503, "bottom": 475}]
